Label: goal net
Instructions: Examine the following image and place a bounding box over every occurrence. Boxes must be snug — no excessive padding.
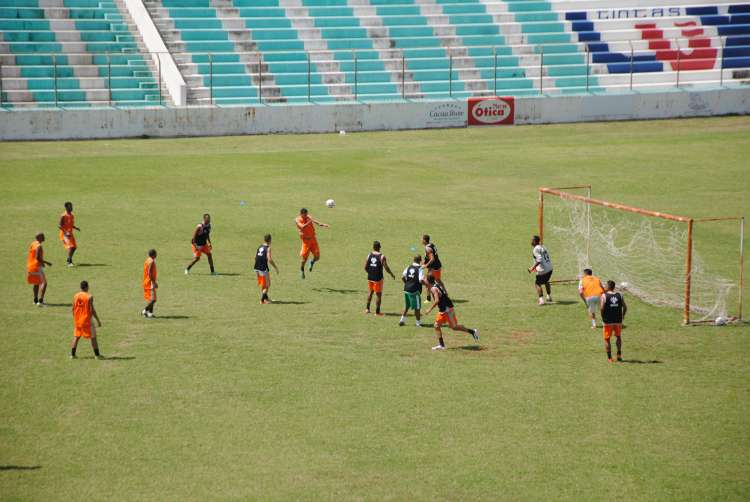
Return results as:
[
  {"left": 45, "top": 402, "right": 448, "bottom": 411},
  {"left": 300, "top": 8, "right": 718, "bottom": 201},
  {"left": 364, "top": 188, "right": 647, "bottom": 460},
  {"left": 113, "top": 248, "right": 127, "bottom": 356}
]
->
[{"left": 539, "top": 186, "right": 745, "bottom": 324}]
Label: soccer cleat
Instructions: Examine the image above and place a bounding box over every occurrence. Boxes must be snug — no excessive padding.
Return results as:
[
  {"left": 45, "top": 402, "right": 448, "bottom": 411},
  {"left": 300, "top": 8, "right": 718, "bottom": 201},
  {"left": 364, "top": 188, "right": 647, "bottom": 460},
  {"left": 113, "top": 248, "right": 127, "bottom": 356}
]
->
[
  {"left": 70, "top": 355, "right": 76, "bottom": 360},
  {"left": 364, "top": 309, "right": 370, "bottom": 314},
  {"left": 184, "top": 269, "right": 190, "bottom": 275},
  {"left": 415, "top": 321, "right": 421, "bottom": 327},
  {"left": 67, "top": 262, "right": 75, "bottom": 267},
  {"left": 95, "top": 355, "right": 104, "bottom": 360},
  {"left": 376, "top": 312, "right": 384, "bottom": 317},
  {"left": 608, "top": 357, "right": 614, "bottom": 363},
  {"left": 37, "top": 301, "right": 45, "bottom": 308},
  {"left": 431, "top": 344, "right": 445, "bottom": 351},
  {"left": 471, "top": 329, "right": 480, "bottom": 342},
  {"left": 300, "top": 270, "right": 305, "bottom": 279},
  {"left": 398, "top": 319, "right": 405, "bottom": 326},
  {"left": 309, "top": 260, "right": 315, "bottom": 272},
  {"left": 141, "top": 309, "right": 147, "bottom": 317},
  {"left": 210, "top": 271, "right": 217, "bottom": 276},
  {"left": 145, "top": 312, "right": 154, "bottom": 318},
  {"left": 546, "top": 296, "right": 553, "bottom": 303},
  {"left": 617, "top": 356, "right": 623, "bottom": 362},
  {"left": 537, "top": 297, "right": 545, "bottom": 306}
]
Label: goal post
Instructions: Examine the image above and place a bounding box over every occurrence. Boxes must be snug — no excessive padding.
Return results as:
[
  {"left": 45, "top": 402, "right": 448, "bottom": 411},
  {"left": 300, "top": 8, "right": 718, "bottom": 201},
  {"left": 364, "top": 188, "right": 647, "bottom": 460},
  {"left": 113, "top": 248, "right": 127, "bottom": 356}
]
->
[{"left": 538, "top": 186, "right": 745, "bottom": 325}]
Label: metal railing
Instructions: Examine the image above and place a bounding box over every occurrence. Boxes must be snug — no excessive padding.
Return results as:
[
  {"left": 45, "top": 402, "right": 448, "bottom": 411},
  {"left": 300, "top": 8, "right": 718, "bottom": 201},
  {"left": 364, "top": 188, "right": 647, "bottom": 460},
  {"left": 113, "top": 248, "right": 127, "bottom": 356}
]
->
[{"left": 1, "top": 37, "right": 748, "bottom": 109}]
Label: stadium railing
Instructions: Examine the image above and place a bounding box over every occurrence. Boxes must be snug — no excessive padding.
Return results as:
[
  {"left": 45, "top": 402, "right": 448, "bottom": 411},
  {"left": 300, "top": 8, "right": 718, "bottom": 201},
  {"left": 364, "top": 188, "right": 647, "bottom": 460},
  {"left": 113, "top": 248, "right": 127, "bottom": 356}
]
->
[{"left": 1, "top": 36, "right": 748, "bottom": 108}]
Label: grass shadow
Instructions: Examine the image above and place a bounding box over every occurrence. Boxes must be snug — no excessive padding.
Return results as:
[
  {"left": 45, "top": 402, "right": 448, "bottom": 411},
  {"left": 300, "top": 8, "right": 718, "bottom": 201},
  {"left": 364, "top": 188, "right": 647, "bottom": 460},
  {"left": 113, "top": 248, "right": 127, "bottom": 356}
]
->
[
  {"left": 43, "top": 303, "right": 72, "bottom": 308},
  {"left": 76, "top": 263, "right": 109, "bottom": 267},
  {"left": 269, "top": 301, "right": 309, "bottom": 305},
  {"left": 620, "top": 359, "right": 663, "bottom": 364},
  {"left": 0, "top": 465, "right": 42, "bottom": 471},
  {"left": 313, "top": 287, "right": 358, "bottom": 295}
]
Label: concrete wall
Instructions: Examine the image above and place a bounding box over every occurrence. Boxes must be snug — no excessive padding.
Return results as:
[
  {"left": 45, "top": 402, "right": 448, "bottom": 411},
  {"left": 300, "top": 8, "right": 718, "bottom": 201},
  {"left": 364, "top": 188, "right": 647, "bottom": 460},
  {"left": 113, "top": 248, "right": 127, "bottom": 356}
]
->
[{"left": 0, "top": 88, "right": 748, "bottom": 141}]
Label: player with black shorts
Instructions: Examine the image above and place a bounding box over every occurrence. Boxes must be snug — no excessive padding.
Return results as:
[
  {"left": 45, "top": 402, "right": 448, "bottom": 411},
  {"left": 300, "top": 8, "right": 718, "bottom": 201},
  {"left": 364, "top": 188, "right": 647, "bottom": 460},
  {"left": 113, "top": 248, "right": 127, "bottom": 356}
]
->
[{"left": 528, "top": 235, "right": 553, "bottom": 305}]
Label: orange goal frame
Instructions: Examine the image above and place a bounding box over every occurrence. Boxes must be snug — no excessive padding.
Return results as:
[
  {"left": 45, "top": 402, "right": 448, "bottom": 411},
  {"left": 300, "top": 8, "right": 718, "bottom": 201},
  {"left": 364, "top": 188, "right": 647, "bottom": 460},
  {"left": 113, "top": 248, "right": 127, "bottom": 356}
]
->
[{"left": 538, "top": 186, "right": 745, "bottom": 325}]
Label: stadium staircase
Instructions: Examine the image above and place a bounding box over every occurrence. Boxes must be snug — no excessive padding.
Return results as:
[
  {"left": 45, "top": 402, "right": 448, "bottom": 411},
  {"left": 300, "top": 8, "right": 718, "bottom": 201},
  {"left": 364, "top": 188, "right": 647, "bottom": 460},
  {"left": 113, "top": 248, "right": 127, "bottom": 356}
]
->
[
  {"left": 2, "top": 0, "right": 749, "bottom": 106},
  {"left": 0, "top": 0, "right": 163, "bottom": 107}
]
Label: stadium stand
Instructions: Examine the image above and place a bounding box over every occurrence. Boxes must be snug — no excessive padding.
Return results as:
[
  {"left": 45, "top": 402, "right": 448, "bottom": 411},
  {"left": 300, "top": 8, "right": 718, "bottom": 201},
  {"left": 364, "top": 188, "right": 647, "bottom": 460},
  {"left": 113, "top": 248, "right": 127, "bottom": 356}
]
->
[
  {"left": 2, "top": 0, "right": 749, "bottom": 106},
  {"left": 0, "top": 0, "right": 162, "bottom": 107}
]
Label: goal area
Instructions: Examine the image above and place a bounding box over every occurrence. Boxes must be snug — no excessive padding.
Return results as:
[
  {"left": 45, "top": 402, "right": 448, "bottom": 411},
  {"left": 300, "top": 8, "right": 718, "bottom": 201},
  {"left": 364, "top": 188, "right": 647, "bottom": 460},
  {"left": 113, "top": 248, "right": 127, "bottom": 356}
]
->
[{"left": 538, "top": 186, "right": 745, "bottom": 325}]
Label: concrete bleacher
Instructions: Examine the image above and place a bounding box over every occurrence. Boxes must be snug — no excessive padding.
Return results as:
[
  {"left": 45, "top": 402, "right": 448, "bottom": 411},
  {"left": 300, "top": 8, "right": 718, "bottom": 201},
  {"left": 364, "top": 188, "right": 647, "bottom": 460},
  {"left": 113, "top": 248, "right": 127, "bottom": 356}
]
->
[
  {"left": 0, "top": 0, "right": 161, "bottom": 107},
  {"left": 2, "top": 0, "right": 749, "bottom": 107}
]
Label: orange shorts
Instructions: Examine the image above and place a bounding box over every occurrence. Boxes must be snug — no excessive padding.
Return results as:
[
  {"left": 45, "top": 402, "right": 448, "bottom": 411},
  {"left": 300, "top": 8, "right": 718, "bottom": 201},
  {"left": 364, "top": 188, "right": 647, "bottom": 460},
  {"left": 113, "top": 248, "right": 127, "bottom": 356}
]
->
[
  {"left": 368, "top": 280, "right": 383, "bottom": 293},
  {"left": 144, "top": 287, "right": 156, "bottom": 301},
  {"left": 74, "top": 320, "right": 95, "bottom": 339},
  {"left": 27, "top": 269, "right": 45, "bottom": 285},
  {"left": 429, "top": 269, "right": 442, "bottom": 281},
  {"left": 300, "top": 238, "right": 320, "bottom": 260},
  {"left": 60, "top": 230, "right": 76, "bottom": 249},
  {"left": 603, "top": 324, "right": 622, "bottom": 341},
  {"left": 192, "top": 243, "right": 212, "bottom": 257},
  {"left": 435, "top": 308, "right": 457, "bottom": 328},
  {"left": 256, "top": 271, "right": 270, "bottom": 289}
]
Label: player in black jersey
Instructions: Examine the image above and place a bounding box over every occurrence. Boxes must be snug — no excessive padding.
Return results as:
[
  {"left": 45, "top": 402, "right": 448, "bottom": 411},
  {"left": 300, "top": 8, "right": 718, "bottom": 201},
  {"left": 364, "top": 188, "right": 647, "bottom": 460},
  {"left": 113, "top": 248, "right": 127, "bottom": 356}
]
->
[
  {"left": 399, "top": 255, "right": 424, "bottom": 326},
  {"left": 364, "top": 241, "right": 395, "bottom": 315},
  {"left": 185, "top": 213, "right": 215, "bottom": 275},
  {"left": 600, "top": 280, "right": 627, "bottom": 362},
  {"left": 421, "top": 234, "right": 443, "bottom": 302},
  {"left": 424, "top": 275, "right": 478, "bottom": 350},
  {"left": 254, "top": 234, "right": 279, "bottom": 304}
]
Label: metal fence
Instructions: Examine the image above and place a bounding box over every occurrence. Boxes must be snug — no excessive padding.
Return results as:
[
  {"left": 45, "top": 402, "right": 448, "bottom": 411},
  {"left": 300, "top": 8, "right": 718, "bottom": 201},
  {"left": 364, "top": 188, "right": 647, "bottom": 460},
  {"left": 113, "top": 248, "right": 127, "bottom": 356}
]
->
[{"left": 1, "top": 37, "right": 747, "bottom": 108}]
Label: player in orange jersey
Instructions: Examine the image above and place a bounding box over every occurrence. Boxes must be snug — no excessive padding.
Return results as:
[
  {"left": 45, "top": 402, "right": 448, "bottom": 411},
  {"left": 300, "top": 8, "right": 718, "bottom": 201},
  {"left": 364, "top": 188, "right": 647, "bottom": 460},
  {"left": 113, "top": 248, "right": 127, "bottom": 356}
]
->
[
  {"left": 579, "top": 268, "right": 605, "bottom": 329},
  {"left": 142, "top": 249, "right": 158, "bottom": 318},
  {"left": 58, "top": 202, "right": 81, "bottom": 266},
  {"left": 70, "top": 280, "right": 102, "bottom": 359},
  {"left": 295, "top": 208, "right": 329, "bottom": 279},
  {"left": 185, "top": 213, "right": 215, "bottom": 275},
  {"left": 27, "top": 232, "right": 52, "bottom": 307}
]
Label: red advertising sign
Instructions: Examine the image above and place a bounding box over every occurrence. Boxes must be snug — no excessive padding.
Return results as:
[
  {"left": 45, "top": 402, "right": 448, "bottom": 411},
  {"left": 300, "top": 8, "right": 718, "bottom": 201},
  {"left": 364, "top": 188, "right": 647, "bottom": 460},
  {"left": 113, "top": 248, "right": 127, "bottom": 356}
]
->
[{"left": 468, "top": 96, "right": 515, "bottom": 126}]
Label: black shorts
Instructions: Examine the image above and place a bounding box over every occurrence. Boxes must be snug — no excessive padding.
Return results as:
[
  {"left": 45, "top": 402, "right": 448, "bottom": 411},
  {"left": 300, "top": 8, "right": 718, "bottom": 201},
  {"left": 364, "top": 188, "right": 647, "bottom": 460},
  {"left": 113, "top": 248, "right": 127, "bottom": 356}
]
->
[{"left": 535, "top": 270, "right": 553, "bottom": 285}]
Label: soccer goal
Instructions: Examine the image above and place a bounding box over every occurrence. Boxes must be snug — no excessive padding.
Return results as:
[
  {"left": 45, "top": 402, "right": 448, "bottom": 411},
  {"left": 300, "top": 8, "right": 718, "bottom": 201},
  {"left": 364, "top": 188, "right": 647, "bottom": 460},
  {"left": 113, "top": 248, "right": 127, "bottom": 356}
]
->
[{"left": 538, "top": 185, "right": 745, "bottom": 325}]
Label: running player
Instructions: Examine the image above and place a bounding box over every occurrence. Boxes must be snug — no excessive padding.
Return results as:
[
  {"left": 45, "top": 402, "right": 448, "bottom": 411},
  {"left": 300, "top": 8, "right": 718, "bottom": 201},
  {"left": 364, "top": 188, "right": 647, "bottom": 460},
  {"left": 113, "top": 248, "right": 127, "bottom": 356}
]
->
[
  {"left": 27, "top": 232, "right": 52, "bottom": 307},
  {"left": 600, "top": 280, "right": 627, "bottom": 363},
  {"left": 364, "top": 240, "right": 395, "bottom": 315},
  {"left": 254, "top": 234, "right": 279, "bottom": 304},
  {"left": 399, "top": 255, "right": 423, "bottom": 326},
  {"left": 58, "top": 202, "right": 80, "bottom": 266},
  {"left": 424, "top": 275, "right": 479, "bottom": 350},
  {"left": 296, "top": 208, "right": 329, "bottom": 279},
  {"left": 421, "top": 234, "right": 442, "bottom": 302},
  {"left": 142, "top": 249, "right": 158, "bottom": 318},
  {"left": 185, "top": 213, "right": 215, "bottom": 275},
  {"left": 579, "top": 268, "right": 605, "bottom": 328},
  {"left": 71, "top": 280, "right": 102, "bottom": 359},
  {"left": 528, "top": 235, "right": 553, "bottom": 305}
]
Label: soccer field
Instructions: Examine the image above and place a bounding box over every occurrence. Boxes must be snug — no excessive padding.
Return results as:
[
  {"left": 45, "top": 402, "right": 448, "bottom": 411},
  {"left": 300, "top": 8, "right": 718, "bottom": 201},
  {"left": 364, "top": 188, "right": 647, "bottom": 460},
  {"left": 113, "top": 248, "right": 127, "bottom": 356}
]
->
[{"left": 1, "top": 117, "right": 749, "bottom": 500}]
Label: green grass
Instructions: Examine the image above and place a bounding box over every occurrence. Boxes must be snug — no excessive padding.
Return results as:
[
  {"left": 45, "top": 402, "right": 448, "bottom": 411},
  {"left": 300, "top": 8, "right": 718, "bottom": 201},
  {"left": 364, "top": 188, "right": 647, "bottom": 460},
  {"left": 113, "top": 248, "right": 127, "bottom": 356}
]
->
[{"left": 1, "top": 117, "right": 749, "bottom": 501}]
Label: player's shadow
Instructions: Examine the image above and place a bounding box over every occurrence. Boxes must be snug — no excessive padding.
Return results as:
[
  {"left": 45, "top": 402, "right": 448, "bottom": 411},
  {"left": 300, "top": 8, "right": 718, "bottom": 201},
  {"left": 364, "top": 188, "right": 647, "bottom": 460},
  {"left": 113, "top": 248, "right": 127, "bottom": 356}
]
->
[
  {"left": 549, "top": 300, "right": 577, "bottom": 305},
  {"left": 270, "top": 301, "right": 309, "bottom": 305},
  {"left": 449, "top": 345, "right": 486, "bottom": 351},
  {"left": 154, "top": 315, "right": 190, "bottom": 319},
  {"left": 76, "top": 263, "right": 109, "bottom": 267},
  {"left": 212, "top": 272, "right": 240, "bottom": 277},
  {"left": 313, "top": 287, "right": 358, "bottom": 295},
  {"left": 452, "top": 299, "right": 469, "bottom": 304},
  {"left": 101, "top": 356, "right": 136, "bottom": 361},
  {"left": 0, "top": 465, "right": 42, "bottom": 471},
  {"left": 620, "top": 359, "right": 663, "bottom": 364},
  {"left": 44, "top": 303, "right": 72, "bottom": 308}
]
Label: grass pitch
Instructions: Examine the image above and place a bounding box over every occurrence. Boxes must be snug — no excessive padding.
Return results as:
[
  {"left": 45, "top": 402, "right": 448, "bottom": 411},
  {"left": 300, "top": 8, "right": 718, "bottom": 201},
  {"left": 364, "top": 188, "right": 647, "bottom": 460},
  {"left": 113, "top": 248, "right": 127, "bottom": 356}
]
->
[{"left": 1, "top": 117, "right": 749, "bottom": 500}]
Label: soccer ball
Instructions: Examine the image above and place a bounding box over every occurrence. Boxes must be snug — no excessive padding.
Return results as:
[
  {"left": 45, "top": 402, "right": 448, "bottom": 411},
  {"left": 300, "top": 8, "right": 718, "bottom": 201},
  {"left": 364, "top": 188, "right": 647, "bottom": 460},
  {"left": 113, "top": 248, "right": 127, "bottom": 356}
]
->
[
  {"left": 620, "top": 282, "right": 629, "bottom": 289},
  {"left": 326, "top": 199, "right": 335, "bottom": 208},
  {"left": 715, "top": 316, "right": 728, "bottom": 326}
]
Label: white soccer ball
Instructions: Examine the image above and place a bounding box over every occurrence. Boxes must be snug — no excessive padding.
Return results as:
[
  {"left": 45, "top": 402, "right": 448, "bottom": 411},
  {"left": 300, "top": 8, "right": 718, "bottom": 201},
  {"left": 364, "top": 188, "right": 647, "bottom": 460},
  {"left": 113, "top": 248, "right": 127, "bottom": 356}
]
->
[
  {"left": 715, "top": 316, "right": 728, "bottom": 326},
  {"left": 326, "top": 199, "right": 335, "bottom": 208},
  {"left": 620, "top": 282, "right": 629, "bottom": 289},
  {"left": 339, "top": 130, "right": 346, "bottom": 135}
]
